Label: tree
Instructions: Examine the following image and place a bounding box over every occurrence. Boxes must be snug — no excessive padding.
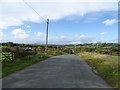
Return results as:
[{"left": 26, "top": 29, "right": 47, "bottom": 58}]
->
[{"left": 7, "top": 42, "right": 14, "bottom": 47}]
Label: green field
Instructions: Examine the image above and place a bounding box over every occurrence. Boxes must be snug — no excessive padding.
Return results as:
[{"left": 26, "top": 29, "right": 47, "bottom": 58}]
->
[
  {"left": 111, "top": 56, "right": 120, "bottom": 58},
  {"left": 85, "top": 45, "right": 112, "bottom": 49},
  {"left": 0, "top": 46, "right": 9, "bottom": 48},
  {"left": 86, "top": 46, "right": 101, "bottom": 48}
]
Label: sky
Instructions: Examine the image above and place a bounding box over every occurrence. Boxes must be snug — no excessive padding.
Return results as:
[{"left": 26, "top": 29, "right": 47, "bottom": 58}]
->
[{"left": 0, "top": 0, "right": 119, "bottom": 45}]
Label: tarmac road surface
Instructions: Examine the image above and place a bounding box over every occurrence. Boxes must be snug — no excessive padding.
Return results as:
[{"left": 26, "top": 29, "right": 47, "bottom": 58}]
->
[{"left": 2, "top": 55, "right": 112, "bottom": 88}]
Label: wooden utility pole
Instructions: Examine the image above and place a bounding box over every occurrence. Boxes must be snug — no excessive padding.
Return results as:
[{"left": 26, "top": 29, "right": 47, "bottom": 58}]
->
[{"left": 45, "top": 18, "right": 49, "bottom": 51}]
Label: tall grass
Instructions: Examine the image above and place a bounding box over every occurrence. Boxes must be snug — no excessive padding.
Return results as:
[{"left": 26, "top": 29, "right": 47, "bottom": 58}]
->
[{"left": 78, "top": 52, "right": 119, "bottom": 88}]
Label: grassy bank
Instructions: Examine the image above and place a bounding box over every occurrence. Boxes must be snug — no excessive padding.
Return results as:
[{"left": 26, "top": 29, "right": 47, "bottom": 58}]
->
[
  {"left": 77, "top": 52, "right": 119, "bottom": 88},
  {"left": 2, "top": 52, "right": 66, "bottom": 77},
  {"left": 111, "top": 56, "right": 120, "bottom": 59}
]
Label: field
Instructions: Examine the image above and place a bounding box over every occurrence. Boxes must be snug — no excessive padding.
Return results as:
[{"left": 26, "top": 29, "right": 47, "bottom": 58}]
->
[
  {"left": 112, "top": 56, "right": 120, "bottom": 59},
  {"left": 0, "top": 46, "right": 9, "bottom": 48},
  {"left": 74, "top": 43, "right": 119, "bottom": 56}
]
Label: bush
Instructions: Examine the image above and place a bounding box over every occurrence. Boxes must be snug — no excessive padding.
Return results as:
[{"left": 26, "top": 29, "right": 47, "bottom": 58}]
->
[
  {"left": 12, "top": 47, "right": 35, "bottom": 61},
  {"left": 2, "top": 46, "right": 11, "bottom": 52},
  {"left": 62, "top": 48, "right": 70, "bottom": 54}
]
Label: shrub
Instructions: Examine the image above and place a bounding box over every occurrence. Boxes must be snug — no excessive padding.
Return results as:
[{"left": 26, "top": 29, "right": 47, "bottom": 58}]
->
[
  {"left": 2, "top": 46, "right": 11, "bottom": 52},
  {"left": 12, "top": 47, "right": 35, "bottom": 61}
]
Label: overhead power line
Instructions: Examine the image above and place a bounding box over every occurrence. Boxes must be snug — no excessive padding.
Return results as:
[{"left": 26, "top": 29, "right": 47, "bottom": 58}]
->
[
  {"left": 22, "top": 0, "right": 46, "bottom": 22},
  {"left": 23, "top": 0, "right": 50, "bottom": 48}
]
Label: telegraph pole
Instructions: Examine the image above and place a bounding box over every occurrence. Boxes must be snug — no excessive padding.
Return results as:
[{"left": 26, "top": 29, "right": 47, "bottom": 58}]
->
[{"left": 45, "top": 18, "right": 49, "bottom": 51}]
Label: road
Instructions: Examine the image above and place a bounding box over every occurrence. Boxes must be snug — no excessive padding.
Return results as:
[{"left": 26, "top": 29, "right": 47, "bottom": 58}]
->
[{"left": 2, "top": 55, "right": 112, "bottom": 88}]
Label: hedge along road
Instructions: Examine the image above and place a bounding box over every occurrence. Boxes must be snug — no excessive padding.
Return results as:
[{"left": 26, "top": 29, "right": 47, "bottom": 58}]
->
[{"left": 2, "top": 55, "right": 113, "bottom": 88}]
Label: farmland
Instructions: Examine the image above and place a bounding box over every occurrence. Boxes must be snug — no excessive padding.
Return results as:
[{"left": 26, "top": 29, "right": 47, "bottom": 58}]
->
[{"left": 1, "top": 42, "right": 119, "bottom": 88}]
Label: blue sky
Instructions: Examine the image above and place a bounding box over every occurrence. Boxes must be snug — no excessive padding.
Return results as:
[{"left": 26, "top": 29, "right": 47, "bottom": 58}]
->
[{"left": 0, "top": 0, "right": 118, "bottom": 44}]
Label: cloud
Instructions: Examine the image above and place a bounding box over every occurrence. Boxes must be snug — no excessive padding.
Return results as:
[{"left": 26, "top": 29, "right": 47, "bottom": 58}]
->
[
  {"left": 79, "top": 34, "right": 85, "bottom": 38},
  {"left": 100, "top": 32, "right": 108, "bottom": 35},
  {"left": 102, "top": 19, "right": 117, "bottom": 26},
  {"left": 0, "top": 31, "right": 5, "bottom": 42},
  {"left": 50, "top": 34, "right": 94, "bottom": 44},
  {"left": 54, "top": 36, "right": 72, "bottom": 44},
  {"left": 1, "top": 0, "right": 119, "bottom": 2},
  {"left": 76, "top": 34, "right": 94, "bottom": 43},
  {"left": 12, "top": 28, "right": 29, "bottom": 39},
  {"left": 0, "top": 1, "right": 117, "bottom": 29},
  {"left": 27, "top": 30, "right": 32, "bottom": 33},
  {"left": 36, "top": 32, "right": 43, "bottom": 37},
  {"left": 0, "top": 31, "right": 4, "bottom": 37},
  {"left": 0, "top": 17, "right": 23, "bottom": 29},
  {"left": 24, "top": 24, "right": 31, "bottom": 28}
]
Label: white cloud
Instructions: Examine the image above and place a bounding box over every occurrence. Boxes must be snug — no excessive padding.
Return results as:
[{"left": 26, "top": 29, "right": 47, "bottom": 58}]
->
[
  {"left": 50, "top": 34, "right": 94, "bottom": 44},
  {"left": 0, "top": 2, "right": 117, "bottom": 29},
  {"left": 24, "top": 24, "right": 31, "bottom": 28},
  {"left": 27, "top": 30, "right": 32, "bottom": 33},
  {"left": 102, "top": 19, "right": 117, "bottom": 26},
  {"left": 12, "top": 28, "right": 29, "bottom": 39},
  {"left": 36, "top": 32, "right": 43, "bottom": 37},
  {"left": 100, "top": 32, "right": 108, "bottom": 35},
  {"left": 79, "top": 34, "right": 86, "bottom": 38},
  {"left": 50, "top": 36, "right": 72, "bottom": 44},
  {"left": 76, "top": 34, "right": 94, "bottom": 43},
  {"left": 1, "top": 0, "right": 119, "bottom": 2},
  {"left": 0, "top": 31, "right": 6, "bottom": 42},
  {"left": 0, "top": 17, "right": 23, "bottom": 29},
  {"left": 0, "top": 31, "right": 4, "bottom": 37}
]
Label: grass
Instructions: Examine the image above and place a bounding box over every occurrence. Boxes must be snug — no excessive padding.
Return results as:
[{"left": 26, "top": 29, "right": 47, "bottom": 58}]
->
[
  {"left": 0, "top": 46, "right": 9, "bottom": 48},
  {"left": 2, "top": 52, "right": 66, "bottom": 78},
  {"left": 111, "top": 56, "right": 120, "bottom": 59},
  {"left": 86, "top": 46, "right": 101, "bottom": 48},
  {"left": 77, "top": 52, "right": 119, "bottom": 88}
]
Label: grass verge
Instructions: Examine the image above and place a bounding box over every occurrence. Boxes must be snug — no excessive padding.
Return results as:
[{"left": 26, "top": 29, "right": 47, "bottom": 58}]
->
[
  {"left": 77, "top": 52, "right": 119, "bottom": 88},
  {"left": 111, "top": 56, "right": 120, "bottom": 59},
  {"left": 2, "top": 52, "right": 65, "bottom": 77}
]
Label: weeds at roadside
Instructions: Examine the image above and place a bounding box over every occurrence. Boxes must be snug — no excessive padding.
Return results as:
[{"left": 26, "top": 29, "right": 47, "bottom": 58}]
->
[{"left": 78, "top": 52, "right": 119, "bottom": 88}]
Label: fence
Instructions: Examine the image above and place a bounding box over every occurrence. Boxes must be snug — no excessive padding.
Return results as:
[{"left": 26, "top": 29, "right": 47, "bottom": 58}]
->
[{"left": 0, "top": 51, "right": 14, "bottom": 61}]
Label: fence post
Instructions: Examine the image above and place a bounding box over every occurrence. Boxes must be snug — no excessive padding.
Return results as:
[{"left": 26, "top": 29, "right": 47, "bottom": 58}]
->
[{"left": 12, "top": 51, "right": 14, "bottom": 61}]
